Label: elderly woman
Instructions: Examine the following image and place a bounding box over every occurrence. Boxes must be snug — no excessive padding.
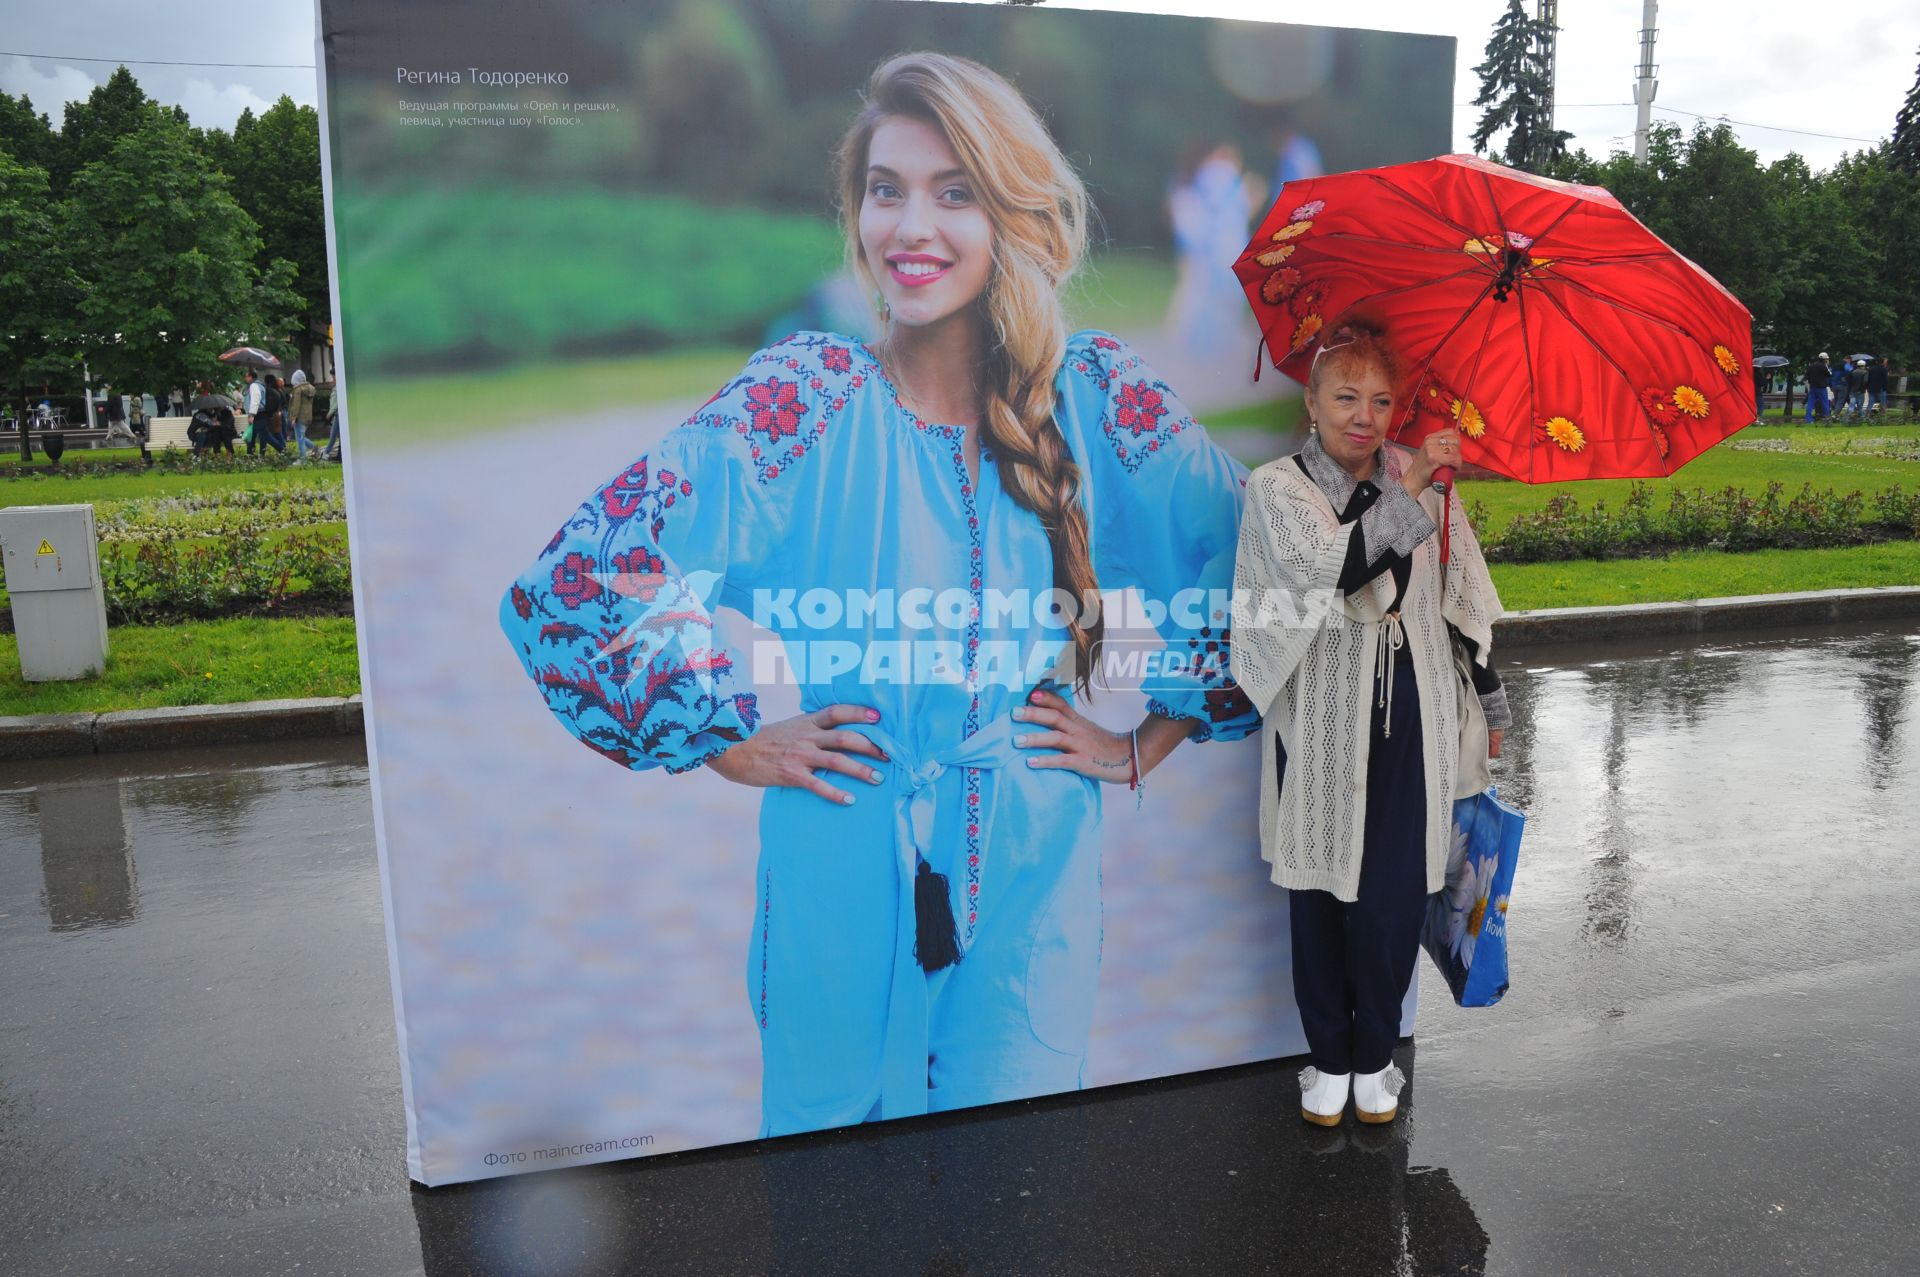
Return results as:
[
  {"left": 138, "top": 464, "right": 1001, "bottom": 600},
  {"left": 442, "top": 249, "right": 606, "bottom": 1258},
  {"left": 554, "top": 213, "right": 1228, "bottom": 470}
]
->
[{"left": 1231, "top": 320, "right": 1508, "bottom": 1127}]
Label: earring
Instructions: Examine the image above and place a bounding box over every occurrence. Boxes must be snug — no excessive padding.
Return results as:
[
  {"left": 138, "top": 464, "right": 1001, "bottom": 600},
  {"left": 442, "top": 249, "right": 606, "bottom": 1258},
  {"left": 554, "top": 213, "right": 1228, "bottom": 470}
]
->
[{"left": 875, "top": 291, "right": 891, "bottom": 325}]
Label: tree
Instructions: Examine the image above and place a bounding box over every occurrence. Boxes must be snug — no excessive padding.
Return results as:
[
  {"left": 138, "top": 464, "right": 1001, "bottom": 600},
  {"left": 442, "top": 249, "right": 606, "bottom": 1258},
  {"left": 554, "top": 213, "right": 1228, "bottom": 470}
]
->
[
  {"left": 62, "top": 107, "right": 301, "bottom": 397},
  {"left": 0, "top": 90, "right": 60, "bottom": 174},
  {"left": 0, "top": 151, "right": 80, "bottom": 459},
  {"left": 223, "top": 97, "right": 329, "bottom": 345},
  {"left": 50, "top": 66, "right": 186, "bottom": 197},
  {"left": 1470, "top": 0, "right": 1570, "bottom": 173},
  {"left": 1892, "top": 47, "right": 1920, "bottom": 175}
]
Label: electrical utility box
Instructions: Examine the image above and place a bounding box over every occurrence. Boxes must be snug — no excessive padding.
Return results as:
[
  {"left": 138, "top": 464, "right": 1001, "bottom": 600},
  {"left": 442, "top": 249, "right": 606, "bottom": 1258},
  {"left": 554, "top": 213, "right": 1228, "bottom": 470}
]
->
[{"left": 0, "top": 504, "right": 110, "bottom": 681}]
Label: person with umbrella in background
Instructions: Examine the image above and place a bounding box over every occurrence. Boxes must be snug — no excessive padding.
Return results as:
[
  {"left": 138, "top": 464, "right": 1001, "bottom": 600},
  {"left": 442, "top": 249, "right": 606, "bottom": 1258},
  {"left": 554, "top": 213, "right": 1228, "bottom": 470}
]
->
[
  {"left": 1868, "top": 356, "right": 1890, "bottom": 415},
  {"left": 190, "top": 380, "right": 238, "bottom": 457},
  {"left": 240, "top": 370, "right": 263, "bottom": 451}
]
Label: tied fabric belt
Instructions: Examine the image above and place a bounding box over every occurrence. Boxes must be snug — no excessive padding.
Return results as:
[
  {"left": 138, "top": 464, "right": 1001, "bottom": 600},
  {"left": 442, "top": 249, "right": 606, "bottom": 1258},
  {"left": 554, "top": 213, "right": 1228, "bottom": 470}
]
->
[{"left": 858, "top": 714, "right": 1020, "bottom": 1119}]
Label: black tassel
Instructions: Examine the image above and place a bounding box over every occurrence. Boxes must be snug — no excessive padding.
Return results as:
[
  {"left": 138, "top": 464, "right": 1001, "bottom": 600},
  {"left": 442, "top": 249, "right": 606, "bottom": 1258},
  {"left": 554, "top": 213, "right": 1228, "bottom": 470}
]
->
[
  {"left": 1252, "top": 335, "right": 1266, "bottom": 382},
  {"left": 913, "top": 857, "right": 962, "bottom": 972}
]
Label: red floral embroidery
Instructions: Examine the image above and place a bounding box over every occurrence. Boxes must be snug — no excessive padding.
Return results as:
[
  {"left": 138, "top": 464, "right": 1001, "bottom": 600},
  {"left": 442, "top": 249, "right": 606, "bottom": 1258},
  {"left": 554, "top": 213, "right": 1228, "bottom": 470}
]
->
[
  {"left": 550, "top": 553, "right": 602, "bottom": 609},
  {"left": 600, "top": 459, "right": 650, "bottom": 521},
  {"left": 1115, "top": 382, "right": 1169, "bottom": 436},
  {"left": 610, "top": 546, "right": 667, "bottom": 602},
  {"left": 510, "top": 585, "right": 533, "bottom": 620},
  {"left": 1204, "top": 684, "right": 1255, "bottom": 722},
  {"left": 745, "top": 378, "right": 809, "bottom": 442},
  {"left": 821, "top": 345, "right": 852, "bottom": 373}
]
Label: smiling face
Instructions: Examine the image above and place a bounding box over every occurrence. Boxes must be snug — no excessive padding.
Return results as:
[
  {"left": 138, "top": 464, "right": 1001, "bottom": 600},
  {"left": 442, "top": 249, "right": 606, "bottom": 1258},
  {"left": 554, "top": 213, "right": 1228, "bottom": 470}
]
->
[
  {"left": 1308, "top": 356, "right": 1398, "bottom": 480},
  {"left": 858, "top": 114, "right": 995, "bottom": 334}
]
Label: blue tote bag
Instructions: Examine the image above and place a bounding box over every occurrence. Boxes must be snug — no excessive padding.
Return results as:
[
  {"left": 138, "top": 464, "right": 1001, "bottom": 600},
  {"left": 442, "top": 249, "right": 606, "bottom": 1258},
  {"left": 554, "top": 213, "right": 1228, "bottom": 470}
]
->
[{"left": 1422, "top": 787, "right": 1525, "bottom": 1008}]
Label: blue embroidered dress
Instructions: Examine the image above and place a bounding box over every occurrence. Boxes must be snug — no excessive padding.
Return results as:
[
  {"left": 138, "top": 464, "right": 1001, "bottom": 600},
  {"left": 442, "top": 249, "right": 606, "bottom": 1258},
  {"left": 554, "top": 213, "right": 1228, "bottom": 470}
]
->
[{"left": 502, "top": 330, "right": 1259, "bottom": 1136}]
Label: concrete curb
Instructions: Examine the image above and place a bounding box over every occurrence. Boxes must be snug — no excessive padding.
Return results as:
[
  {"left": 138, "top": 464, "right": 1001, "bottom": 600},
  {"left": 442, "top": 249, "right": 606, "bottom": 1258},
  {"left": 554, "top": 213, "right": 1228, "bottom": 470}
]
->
[
  {"left": 4, "top": 591, "right": 1918, "bottom": 758},
  {"left": 0, "top": 695, "right": 363, "bottom": 762},
  {"left": 1493, "top": 585, "right": 1920, "bottom": 647}
]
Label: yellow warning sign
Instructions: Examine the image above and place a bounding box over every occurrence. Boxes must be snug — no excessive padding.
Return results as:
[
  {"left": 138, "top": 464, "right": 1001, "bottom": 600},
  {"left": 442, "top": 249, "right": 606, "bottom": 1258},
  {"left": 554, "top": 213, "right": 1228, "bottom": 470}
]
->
[{"left": 37, "top": 539, "right": 56, "bottom": 555}]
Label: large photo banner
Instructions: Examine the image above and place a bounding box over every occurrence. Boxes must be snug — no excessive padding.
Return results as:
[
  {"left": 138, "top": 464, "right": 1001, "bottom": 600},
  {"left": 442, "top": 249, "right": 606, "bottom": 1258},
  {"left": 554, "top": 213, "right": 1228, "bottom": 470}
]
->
[{"left": 315, "top": 0, "right": 1452, "bottom": 1185}]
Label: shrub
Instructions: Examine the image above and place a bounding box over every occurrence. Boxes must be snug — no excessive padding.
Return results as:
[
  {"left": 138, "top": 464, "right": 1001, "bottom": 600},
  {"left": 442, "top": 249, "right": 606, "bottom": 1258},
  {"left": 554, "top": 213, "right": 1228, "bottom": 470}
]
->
[
  {"left": 334, "top": 191, "right": 845, "bottom": 371},
  {"left": 98, "top": 526, "right": 351, "bottom": 625},
  {"left": 1476, "top": 481, "right": 1915, "bottom": 563}
]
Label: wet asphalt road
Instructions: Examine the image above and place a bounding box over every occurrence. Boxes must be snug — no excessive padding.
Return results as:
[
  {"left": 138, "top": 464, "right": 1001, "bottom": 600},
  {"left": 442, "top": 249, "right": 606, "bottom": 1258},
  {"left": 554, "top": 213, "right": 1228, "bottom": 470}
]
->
[{"left": 2, "top": 619, "right": 1917, "bottom": 1276}]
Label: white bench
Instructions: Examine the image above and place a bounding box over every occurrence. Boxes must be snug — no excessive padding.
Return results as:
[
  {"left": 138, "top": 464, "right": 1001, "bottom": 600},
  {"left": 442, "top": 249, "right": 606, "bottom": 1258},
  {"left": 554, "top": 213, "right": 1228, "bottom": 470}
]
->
[{"left": 147, "top": 416, "right": 194, "bottom": 450}]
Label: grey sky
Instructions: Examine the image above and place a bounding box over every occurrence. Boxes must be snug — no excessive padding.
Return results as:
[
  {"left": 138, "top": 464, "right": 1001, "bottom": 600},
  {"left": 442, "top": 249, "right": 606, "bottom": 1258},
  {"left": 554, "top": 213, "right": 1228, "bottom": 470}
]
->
[{"left": 2, "top": 0, "right": 1913, "bottom": 170}]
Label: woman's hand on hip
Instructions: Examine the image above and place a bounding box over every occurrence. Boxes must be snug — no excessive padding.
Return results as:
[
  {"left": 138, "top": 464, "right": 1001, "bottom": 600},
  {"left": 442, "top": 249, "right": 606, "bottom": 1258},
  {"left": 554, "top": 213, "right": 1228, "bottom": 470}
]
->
[
  {"left": 706, "top": 704, "right": 890, "bottom": 806},
  {"left": 1013, "top": 687, "right": 1133, "bottom": 784}
]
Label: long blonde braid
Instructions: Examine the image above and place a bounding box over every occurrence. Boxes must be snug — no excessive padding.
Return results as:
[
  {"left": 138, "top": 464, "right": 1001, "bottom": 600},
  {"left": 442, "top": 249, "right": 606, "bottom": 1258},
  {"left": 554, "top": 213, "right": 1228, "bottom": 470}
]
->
[{"left": 836, "top": 52, "right": 1104, "bottom": 690}]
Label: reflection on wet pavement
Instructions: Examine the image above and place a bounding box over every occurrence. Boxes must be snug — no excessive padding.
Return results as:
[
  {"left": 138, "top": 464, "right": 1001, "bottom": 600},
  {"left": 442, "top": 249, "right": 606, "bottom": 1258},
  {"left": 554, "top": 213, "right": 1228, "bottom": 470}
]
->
[{"left": 3, "top": 623, "right": 1919, "bottom": 1275}]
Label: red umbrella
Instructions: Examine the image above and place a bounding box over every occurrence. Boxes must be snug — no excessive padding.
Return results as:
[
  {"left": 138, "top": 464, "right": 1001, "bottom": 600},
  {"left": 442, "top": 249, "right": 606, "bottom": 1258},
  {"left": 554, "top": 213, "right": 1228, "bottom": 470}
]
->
[{"left": 1235, "top": 154, "right": 1754, "bottom": 489}]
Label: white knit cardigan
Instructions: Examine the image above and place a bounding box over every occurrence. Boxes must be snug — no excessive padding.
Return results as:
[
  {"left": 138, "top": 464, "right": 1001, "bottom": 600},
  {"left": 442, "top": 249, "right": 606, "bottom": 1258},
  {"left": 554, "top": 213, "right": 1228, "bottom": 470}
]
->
[{"left": 1230, "top": 443, "right": 1504, "bottom": 902}]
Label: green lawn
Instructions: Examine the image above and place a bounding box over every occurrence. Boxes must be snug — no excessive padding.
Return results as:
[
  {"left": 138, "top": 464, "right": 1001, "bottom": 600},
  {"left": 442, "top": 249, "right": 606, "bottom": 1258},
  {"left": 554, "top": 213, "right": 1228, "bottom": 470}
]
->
[
  {"left": 0, "top": 459, "right": 340, "bottom": 506},
  {"left": 0, "top": 616, "right": 360, "bottom": 715},
  {"left": 1489, "top": 542, "right": 1920, "bottom": 611},
  {"left": 1458, "top": 425, "right": 1920, "bottom": 531},
  {"left": 1203, "top": 398, "right": 1309, "bottom": 434},
  {"left": 1065, "top": 249, "right": 1177, "bottom": 334},
  {"left": 349, "top": 345, "right": 754, "bottom": 449}
]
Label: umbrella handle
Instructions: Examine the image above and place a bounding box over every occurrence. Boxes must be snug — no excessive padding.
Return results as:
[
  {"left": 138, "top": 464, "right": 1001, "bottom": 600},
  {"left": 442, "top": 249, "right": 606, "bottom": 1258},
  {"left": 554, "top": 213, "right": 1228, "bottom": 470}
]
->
[{"left": 1434, "top": 465, "right": 1455, "bottom": 565}]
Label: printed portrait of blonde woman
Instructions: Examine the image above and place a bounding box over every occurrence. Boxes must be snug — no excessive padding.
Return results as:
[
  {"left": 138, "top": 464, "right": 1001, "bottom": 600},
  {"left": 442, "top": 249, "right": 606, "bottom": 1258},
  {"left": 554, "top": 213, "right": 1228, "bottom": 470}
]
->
[{"left": 503, "top": 52, "right": 1261, "bottom": 1137}]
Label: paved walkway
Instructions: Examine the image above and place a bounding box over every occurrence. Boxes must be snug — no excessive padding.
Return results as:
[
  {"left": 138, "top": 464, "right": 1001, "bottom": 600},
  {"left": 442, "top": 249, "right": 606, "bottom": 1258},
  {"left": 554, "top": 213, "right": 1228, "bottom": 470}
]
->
[{"left": 3, "top": 620, "right": 1917, "bottom": 1274}]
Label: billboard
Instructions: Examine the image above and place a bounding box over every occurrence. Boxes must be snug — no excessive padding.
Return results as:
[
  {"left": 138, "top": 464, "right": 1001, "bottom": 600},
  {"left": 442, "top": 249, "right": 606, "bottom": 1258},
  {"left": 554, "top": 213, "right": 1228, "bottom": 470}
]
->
[{"left": 316, "top": 0, "right": 1452, "bottom": 1184}]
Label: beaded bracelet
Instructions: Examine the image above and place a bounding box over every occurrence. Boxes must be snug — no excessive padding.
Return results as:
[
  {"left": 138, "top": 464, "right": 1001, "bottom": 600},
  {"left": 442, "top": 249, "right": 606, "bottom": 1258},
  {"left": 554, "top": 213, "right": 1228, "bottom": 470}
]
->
[{"left": 1128, "top": 726, "right": 1143, "bottom": 811}]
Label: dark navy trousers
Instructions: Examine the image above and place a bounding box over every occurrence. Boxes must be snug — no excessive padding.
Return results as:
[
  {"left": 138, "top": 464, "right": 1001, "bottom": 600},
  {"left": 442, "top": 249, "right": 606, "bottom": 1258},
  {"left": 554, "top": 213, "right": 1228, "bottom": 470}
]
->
[{"left": 1288, "top": 651, "right": 1429, "bottom": 1076}]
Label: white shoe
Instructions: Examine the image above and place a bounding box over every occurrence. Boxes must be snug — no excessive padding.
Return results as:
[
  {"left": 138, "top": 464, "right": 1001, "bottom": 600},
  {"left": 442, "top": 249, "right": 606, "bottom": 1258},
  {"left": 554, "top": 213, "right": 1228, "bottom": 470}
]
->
[
  {"left": 1298, "top": 1067, "right": 1350, "bottom": 1127},
  {"left": 1353, "top": 1065, "right": 1406, "bottom": 1124}
]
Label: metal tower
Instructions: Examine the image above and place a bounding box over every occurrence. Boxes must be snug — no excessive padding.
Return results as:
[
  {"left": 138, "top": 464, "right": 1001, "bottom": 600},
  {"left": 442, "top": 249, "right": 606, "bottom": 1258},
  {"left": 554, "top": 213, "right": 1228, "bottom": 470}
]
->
[
  {"left": 1633, "top": 0, "right": 1660, "bottom": 164},
  {"left": 1535, "top": 0, "right": 1560, "bottom": 144}
]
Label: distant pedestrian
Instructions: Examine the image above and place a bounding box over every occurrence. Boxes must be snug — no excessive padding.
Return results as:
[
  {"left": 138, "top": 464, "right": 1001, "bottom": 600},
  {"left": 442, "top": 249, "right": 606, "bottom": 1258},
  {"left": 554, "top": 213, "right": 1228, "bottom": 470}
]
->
[
  {"left": 1166, "top": 140, "right": 1255, "bottom": 356},
  {"left": 246, "top": 374, "right": 279, "bottom": 455},
  {"left": 1803, "top": 353, "right": 1832, "bottom": 422},
  {"left": 128, "top": 391, "right": 147, "bottom": 440},
  {"left": 190, "top": 381, "right": 238, "bottom": 457},
  {"left": 1847, "top": 359, "right": 1869, "bottom": 420},
  {"left": 261, "top": 375, "right": 289, "bottom": 454},
  {"left": 239, "top": 370, "right": 262, "bottom": 448},
  {"left": 287, "top": 369, "right": 317, "bottom": 461},
  {"left": 323, "top": 378, "right": 342, "bottom": 460},
  {"left": 1866, "top": 357, "right": 1889, "bottom": 415},
  {"left": 1752, "top": 364, "right": 1768, "bottom": 420},
  {"left": 170, "top": 386, "right": 186, "bottom": 419}
]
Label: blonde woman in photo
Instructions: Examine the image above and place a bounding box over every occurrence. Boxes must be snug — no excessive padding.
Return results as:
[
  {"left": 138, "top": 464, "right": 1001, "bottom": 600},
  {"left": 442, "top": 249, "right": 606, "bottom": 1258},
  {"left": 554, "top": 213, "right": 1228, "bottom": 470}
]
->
[{"left": 504, "top": 52, "right": 1260, "bottom": 1136}]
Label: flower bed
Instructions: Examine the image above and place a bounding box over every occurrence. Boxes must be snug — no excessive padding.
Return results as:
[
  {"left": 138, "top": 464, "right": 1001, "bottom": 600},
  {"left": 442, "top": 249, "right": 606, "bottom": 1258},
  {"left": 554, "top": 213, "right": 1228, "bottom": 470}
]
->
[
  {"left": 97, "top": 525, "right": 352, "bottom": 625},
  {"left": 1476, "top": 482, "right": 1920, "bottom": 564},
  {"left": 1, "top": 482, "right": 353, "bottom": 631}
]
